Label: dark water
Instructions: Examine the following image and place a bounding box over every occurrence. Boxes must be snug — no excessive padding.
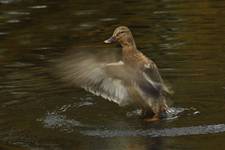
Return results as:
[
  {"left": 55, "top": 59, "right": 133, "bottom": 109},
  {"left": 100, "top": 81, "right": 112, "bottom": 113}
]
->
[{"left": 0, "top": 0, "right": 225, "bottom": 149}]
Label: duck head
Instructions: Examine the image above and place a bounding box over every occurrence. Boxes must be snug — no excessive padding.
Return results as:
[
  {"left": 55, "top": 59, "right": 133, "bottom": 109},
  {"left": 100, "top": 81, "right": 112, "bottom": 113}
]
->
[{"left": 104, "top": 26, "right": 136, "bottom": 48}]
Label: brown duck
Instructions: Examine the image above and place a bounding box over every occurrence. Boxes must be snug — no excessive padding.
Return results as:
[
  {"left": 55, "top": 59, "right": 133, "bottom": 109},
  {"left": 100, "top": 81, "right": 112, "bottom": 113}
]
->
[
  {"left": 60, "top": 26, "right": 172, "bottom": 121},
  {"left": 103, "top": 26, "right": 172, "bottom": 121}
]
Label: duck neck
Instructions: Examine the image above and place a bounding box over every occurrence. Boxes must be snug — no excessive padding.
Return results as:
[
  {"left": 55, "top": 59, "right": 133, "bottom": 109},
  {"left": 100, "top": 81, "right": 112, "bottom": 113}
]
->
[
  {"left": 122, "top": 40, "right": 138, "bottom": 64},
  {"left": 121, "top": 37, "right": 137, "bottom": 53},
  {"left": 122, "top": 45, "right": 137, "bottom": 55}
]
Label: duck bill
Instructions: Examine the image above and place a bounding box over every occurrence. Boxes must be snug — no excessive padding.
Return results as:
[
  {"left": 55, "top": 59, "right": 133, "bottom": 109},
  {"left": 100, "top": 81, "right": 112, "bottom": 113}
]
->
[{"left": 104, "top": 36, "right": 116, "bottom": 44}]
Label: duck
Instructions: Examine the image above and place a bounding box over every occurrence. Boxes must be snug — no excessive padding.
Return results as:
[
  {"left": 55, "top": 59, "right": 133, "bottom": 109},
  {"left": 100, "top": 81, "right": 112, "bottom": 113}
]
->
[
  {"left": 103, "top": 26, "right": 172, "bottom": 121},
  {"left": 59, "top": 26, "right": 172, "bottom": 121}
]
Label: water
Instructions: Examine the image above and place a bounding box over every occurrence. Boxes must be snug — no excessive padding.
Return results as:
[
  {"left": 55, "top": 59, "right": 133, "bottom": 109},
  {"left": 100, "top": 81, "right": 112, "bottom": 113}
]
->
[{"left": 0, "top": 0, "right": 225, "bottom": 149}]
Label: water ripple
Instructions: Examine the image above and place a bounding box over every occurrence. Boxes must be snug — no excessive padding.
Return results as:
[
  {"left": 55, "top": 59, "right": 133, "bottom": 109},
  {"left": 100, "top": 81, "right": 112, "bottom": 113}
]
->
[
  {"left": 7, "top": 19, "right": 20, "bottom": 23},
  {"left": 0, "top": 0, "right": 17, "bottom": 4},
  {"left": 0, "top": 32, "right": 8, "bottom": 36},
  {"left": 74, "top": 10, "right": 97, "bottom": 16},
  {"left": 6, "top": 11, "right": 30, "bottom": 15},
  {"left": 29, "top": 5, "right": 47, "bottom": 9},
  {"left": 37, "top": 112, "right": 89, "bottom": 132},
  {"left": 81, "top": 124, "right": 225, "bottom": 138},
  {"left": 99, "top": 18, "right": 117, "bottom": 22}
]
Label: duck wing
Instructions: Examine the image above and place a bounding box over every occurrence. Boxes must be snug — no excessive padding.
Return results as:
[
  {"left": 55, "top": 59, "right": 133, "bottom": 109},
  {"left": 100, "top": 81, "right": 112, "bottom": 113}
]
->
[
  {"left": 142, "top": 61, "right": 172, "bottom": 95},
  {"left": 58, "top": 54, "right": 133, "bottom": 106},
  {"left": 143, "top": 62, "right": 163, "bottom": 83}
]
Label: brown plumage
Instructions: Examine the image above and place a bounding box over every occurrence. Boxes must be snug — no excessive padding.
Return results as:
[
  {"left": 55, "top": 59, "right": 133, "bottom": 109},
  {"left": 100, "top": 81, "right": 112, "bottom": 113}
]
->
[
  {"left": 104, "top": 26, "right": 172, "bottom": 120},
  {"left": 59, "top": 26, "right": 172, "bottom": 121}
]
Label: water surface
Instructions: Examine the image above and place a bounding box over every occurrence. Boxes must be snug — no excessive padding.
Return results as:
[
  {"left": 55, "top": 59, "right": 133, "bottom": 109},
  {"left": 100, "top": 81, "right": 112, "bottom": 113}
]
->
[{"left": 0, "top": 0, "right": 225, "bottom": 149}]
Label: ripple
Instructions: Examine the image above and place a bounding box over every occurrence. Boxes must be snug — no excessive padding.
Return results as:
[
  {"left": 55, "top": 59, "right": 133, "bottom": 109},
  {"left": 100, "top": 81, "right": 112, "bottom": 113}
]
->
[
  {"left": 160, "top": 68, "right": 177, "bottom": 71},
  {"left": 0, "top": 0, "right": 17, "bottom": 4},
  {"left": 29, "top": 5, "right": 47, "bottom": 9},
  {"left": 6, "top": 11, "right": 30, "bottom": 15},
  {"left": 37, "top": 112, "right": 90, "bottom": 132},
  {"left": 33, "top": 47, "right": 53, "bottom": 51},
  {"left": 99, "top": 18, "right": 117, "bottom": 22},
  {"left": 126, "top": 109, "right": 142, "bottom": 117},
  {"left": 56, "top": 101, "right": 94, "bottom": 113},
  {"left": 74, "top": 10, "right": 97, "bottom": 16},
  {"left": 153, "top": 10, "right": 170, "bottom": 14},
  {"left": 81, "top": 124, "right": 225, "bottom": 138},
  {"left": 126, "top": 107, "right": 199, "bottom": 121},
  {"left": 73, "top": 22, "right": 96, "bottom": 30},
  {"left": 79, "top": 23, "right": 96, "bottom": 29},
  {"left": 165, "top": 107, "right": 187, "bottom": 119},
  {"left": 164, "top": 52, "right": 179, "bottom": 55},
  {"left": 0, "top": 32, "right": 8, "bottom": 36},
  {"left": 159, "top": 42, "right": 185, "bottom": 49},
  {"left": 4, "top": 62, "right": 35, "bottom": 68},
  {"left": 2, "top": 100, "right": 21, "bottom": 107},
  {"left": 7, "top": 19, "right": 20, "bottom": 23}
]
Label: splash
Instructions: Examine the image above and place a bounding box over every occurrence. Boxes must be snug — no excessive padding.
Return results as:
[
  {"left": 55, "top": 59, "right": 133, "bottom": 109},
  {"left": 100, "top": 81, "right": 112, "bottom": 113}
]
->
[{"left": 37, "top": 112, "right": 89, "bottom": 133}]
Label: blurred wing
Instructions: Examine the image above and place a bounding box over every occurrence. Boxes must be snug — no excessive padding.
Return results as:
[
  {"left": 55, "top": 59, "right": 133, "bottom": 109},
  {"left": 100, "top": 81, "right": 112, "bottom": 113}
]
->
[
  {"left": 143, "top": 62, "right": 163, "bottom": 83},
  {"left": 143, "top": 62, "right": 172, "bottom": 95},
  {"left": 59, "top": 57, "right": 132, "bottom": 106}
]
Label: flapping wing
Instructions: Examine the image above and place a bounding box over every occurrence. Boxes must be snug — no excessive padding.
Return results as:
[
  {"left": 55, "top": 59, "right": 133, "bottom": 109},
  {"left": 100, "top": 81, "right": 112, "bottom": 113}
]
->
[
  {"left": 143, "top": 62, "right": 163, "bottom": 83},
  {"left": 143, "top": 61, "right": 172, "bottom": 95},
  {"left": 58, "top": 53, "right": 132, "bottom": 106}
]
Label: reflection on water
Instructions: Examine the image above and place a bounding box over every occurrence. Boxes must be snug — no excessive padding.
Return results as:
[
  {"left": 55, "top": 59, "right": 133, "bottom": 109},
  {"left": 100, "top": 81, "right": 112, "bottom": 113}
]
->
[
  {"left": 1, "top": 0, "right": 225, "bottom": 149},
  {"left": 82, "top": 124, "right": 225, "bottom": 138}
]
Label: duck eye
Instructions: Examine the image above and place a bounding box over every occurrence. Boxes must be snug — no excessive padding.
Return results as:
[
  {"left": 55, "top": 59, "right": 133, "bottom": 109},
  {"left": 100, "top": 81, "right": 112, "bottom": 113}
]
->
[
  {"left": 119, "top": 31, "right": 124, "bottom": 34},
  {"left": 117, "top": 31, "right": 124, "bottom": 36}
]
